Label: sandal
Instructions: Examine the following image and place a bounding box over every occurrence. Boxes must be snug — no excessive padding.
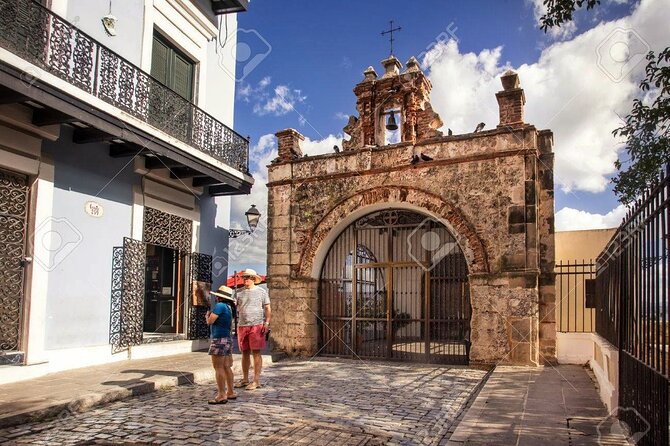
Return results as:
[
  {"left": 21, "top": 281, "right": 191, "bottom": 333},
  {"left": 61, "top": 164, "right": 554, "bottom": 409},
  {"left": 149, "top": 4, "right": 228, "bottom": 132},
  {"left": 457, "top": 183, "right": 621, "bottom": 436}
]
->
[
  {"left": 234, "top": 380, "right": 250, "bottom": 388},
  {"left": 208, "top": 397, "right": 228, "bottom": 405},
  {"left": 245, "top": 382, "right": 261, "bottom": 391}
]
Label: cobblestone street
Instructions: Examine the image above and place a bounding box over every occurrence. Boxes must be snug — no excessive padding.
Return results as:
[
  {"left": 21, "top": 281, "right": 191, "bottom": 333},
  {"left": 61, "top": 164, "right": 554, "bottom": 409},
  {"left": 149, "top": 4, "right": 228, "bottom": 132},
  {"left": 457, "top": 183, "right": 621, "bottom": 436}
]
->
[{"left": 0, "top": 359, "right": 488, "bottom": 445}]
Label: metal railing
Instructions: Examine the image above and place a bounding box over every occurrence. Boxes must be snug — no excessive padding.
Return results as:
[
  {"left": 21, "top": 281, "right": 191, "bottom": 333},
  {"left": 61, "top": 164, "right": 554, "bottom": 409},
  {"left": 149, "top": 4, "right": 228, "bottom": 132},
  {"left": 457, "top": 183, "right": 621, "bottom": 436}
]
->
[
  {"left": 0, "top": 0, "right": 249, "bottom": 174},
  {"left": 555, "top": 260, "right": 596, "bottom": 333},
  {"left": 595, "top": 164, "right": 670, "bottom": 446}
]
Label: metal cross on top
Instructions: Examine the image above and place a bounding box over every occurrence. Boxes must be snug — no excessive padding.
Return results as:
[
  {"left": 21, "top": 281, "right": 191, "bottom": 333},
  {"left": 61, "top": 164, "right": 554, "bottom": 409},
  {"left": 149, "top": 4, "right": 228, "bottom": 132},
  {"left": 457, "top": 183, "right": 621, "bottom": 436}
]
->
[{"left": 381, "top": 20, "right": 402, "bottom": 56}]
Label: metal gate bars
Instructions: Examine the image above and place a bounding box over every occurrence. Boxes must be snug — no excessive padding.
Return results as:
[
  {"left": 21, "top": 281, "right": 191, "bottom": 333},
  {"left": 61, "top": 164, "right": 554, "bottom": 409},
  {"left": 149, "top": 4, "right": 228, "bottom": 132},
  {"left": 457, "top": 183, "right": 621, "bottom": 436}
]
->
[
  {"left": 318, "top": 210, "right": 471, "bottom": 364},
  {"left": 0, "top": 168, "right": 29, "bottom": 354}
]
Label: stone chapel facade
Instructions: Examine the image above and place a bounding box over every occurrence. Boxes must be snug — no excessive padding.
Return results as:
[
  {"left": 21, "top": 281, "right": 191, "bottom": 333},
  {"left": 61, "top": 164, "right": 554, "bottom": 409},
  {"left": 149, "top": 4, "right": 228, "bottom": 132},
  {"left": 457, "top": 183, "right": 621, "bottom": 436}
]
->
[{"left": 266, "top": 56, "right": 555, "bottom": 366}]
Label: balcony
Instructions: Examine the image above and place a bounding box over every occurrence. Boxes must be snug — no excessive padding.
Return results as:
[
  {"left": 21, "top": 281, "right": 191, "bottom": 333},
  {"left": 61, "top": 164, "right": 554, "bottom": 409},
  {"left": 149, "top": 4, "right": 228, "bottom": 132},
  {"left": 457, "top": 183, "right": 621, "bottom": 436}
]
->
[{"left": 0, "top": 0, "right": 251, "bottom": 195}]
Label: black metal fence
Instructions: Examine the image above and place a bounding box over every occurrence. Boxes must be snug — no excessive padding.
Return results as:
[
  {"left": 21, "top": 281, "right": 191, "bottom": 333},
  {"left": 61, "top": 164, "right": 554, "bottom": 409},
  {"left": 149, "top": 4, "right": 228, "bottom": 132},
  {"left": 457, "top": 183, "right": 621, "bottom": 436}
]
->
[
  {"left": 595, "top": 165, "right": 669, "bottom": 446},
  {"left": 555, "top": 260, "right": 596, "bottom": 333},
  {"left": 0, "top": 0, "right": 249, "bottom": 173}
]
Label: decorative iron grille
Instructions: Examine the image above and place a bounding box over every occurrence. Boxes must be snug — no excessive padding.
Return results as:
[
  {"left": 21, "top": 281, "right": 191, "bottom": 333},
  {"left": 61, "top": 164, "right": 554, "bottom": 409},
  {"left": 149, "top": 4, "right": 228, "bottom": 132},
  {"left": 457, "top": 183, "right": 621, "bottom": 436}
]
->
[
  {"left": 0, "top": 0, "right": 249, "bottom": 174},
  {"left": 108, "top": 238, "right": 146, "bottom": 353},
  {"left": 188, "top": 252, "right": 212, "bottom": 340},
  {"left": 109, "top": 246, "right": 123, "bottom": 352},
  {"left": 143, "top": 207, "right": 192, "bottom": 253},
  {"left": 0, "top": 168, "right": 29, "bottom": 352}
]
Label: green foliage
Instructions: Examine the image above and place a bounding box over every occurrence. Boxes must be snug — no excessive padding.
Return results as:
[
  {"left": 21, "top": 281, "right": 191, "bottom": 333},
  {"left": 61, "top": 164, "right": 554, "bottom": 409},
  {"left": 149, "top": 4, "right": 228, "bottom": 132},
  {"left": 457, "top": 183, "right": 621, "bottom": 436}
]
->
[
  {"left": 539, "top": 0, "right": 601, "bottom": 32},
  {"left": 612, "top": 49, "right": 670, "bottom": 204}
]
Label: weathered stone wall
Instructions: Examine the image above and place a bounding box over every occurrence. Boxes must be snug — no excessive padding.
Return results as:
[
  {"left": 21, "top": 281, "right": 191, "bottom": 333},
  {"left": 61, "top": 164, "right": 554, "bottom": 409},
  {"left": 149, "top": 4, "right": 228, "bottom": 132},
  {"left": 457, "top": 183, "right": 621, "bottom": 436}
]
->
[{"left": 266, "top": 62, "right": 555, "bottom": 366}]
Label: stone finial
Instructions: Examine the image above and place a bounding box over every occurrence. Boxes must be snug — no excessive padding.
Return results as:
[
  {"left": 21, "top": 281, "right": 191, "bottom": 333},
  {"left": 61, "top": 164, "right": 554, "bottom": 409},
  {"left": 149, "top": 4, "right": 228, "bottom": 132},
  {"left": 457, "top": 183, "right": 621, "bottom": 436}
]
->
[
  {"left": 496, "top": 71, "right": 525, "bottom": 128},
  {"left": 405, "top": 56, "right": 421, "bottom": 73},
  {"left": 363, "top": 66, "right": 378, "bottom": 81},
  {"left": 275, "top": 128, "right": 304, "bottom": 162},
  {"left": 501, "top": 70, "right": 520, "bottom": 91},
  {"left": 381, "top": 55, "right": 402, "bottom": 78}
]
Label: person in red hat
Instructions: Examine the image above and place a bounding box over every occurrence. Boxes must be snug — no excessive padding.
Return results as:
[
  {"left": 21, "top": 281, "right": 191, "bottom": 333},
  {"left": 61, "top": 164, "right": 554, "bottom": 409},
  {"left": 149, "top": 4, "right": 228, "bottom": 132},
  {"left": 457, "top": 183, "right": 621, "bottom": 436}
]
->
[
  {"left": 233, "top": 269, "right": 271, "bottom": 391},
  {"left": 206, "top": 285, "right": 237, "bottom": 404}
]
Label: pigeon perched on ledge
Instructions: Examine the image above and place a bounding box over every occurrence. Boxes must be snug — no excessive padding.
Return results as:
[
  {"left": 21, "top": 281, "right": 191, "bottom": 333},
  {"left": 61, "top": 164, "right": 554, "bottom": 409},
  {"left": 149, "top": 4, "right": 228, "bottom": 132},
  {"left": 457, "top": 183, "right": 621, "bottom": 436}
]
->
[
  {"left": 474, "top": 122, "right": 485, "bottom": 133},
  {"left": 333, "top": 145, "right": 340, "bottom": 153},
  {"left": 420, "top": 153, "right": 433, "bottom": 162}
]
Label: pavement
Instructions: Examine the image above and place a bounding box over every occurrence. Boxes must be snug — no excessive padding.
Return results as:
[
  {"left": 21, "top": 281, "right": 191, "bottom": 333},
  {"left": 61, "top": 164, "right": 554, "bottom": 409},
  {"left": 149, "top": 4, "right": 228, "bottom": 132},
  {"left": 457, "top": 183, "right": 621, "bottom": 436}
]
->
[
  {"left": 0, "top": 354, "right": 630, "bottom": 445},
  {"left": 447, "top": 366, "right": 629, "bottom": 446},
  {"left": 0, "top": 350, "right": 271, "bottom": 429}
]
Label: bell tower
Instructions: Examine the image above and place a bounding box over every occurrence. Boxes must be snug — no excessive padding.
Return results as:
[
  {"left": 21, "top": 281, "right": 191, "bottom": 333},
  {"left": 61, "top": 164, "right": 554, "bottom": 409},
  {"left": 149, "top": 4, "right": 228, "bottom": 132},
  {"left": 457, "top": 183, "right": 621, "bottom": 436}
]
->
[{"left": 342, "top": 56, "right": 443, "bottom": 150}]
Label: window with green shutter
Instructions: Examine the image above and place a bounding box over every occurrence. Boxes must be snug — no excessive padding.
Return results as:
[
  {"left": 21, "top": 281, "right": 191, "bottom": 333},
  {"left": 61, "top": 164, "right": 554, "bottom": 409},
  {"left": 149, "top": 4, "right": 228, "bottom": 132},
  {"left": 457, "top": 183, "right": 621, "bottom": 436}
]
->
[{"left": 151, "top": 33, "right": 195, "bottom": 102}]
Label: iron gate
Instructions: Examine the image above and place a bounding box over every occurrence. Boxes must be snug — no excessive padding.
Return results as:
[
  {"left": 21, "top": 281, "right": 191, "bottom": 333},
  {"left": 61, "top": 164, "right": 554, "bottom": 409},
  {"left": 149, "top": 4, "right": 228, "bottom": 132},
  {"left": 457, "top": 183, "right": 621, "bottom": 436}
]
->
[
  {"left": 318, "top": 210, "right": 471, "bottom": 364},
  {"left": 0, "top": 168, "right": 29, "bottom": 353},
  {"left": 595, "top": 164, "right": 670, "bottom": 445}
]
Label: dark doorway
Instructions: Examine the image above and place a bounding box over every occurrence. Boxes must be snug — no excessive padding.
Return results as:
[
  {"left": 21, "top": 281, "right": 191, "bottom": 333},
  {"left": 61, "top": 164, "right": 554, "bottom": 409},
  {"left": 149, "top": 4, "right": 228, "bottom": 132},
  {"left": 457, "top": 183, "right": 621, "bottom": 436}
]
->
[{"left": 144, "top": 244, "right": 185, "bottom": 334}]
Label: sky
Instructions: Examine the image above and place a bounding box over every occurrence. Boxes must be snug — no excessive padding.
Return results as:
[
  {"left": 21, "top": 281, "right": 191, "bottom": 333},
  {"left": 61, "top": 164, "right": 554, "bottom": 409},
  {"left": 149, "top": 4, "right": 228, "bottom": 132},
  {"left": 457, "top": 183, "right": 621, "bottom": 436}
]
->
[{"left": 226, "top": 0, "right": 670, "bottom": 275}]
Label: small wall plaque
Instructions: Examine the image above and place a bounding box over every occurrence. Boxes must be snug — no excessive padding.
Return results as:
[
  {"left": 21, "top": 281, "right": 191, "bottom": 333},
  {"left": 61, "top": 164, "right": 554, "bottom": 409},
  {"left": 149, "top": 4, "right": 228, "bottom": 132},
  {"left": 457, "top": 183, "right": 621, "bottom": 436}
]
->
[{"left": 85, "top": 201, "right": 104, "bottom": 218}]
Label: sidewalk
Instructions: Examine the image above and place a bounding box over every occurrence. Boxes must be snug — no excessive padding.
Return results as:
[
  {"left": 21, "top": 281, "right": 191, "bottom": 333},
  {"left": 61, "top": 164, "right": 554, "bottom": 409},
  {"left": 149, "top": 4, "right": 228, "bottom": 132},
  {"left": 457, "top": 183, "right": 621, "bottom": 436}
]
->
[
  {"left": 448, "top": 365, "right": 629, "bottom": 445},
  {"left": 0, "top": 350, "right": 271, "bottom": 429}
]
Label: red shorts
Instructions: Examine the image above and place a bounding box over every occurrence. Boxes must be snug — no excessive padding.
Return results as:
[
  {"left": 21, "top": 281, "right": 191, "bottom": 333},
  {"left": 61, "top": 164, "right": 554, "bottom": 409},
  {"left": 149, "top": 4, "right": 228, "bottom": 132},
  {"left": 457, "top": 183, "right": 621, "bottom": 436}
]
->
[{"left": 237, "top": 324, "right": 265, "bottom": 351}]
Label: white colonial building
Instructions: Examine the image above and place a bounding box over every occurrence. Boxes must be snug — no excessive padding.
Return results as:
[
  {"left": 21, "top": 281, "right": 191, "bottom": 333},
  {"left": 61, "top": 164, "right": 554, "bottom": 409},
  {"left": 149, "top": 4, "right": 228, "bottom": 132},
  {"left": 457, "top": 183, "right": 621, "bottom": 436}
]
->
[{"left": 0, "top": 0, "right": 252, "bottom": 383}]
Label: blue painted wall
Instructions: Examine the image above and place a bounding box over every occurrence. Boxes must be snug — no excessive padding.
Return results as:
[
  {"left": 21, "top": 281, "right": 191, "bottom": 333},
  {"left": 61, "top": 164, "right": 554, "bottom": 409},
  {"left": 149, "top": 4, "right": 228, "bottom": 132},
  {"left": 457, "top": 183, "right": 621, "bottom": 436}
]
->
[
  {"left": 42, "top": 128, "right": 138, "bottom": 349},
  {"left": 199, "top": 195, "right": 230, "bottom": 290}
]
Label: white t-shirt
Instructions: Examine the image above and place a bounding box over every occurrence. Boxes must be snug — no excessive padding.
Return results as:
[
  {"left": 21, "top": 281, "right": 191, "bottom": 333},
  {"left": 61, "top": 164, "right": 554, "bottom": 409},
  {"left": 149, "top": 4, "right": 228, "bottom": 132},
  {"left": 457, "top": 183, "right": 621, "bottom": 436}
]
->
[{"left": 236, "top": 286, "right": 270, "bottom": 327}]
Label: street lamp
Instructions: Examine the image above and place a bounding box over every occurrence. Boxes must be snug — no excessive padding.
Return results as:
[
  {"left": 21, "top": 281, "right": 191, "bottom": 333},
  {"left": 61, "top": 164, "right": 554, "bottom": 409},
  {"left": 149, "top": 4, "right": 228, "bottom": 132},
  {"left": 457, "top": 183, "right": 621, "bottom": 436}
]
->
[{"left": 229, "top": 204, "right": 261, "bottom": 238}]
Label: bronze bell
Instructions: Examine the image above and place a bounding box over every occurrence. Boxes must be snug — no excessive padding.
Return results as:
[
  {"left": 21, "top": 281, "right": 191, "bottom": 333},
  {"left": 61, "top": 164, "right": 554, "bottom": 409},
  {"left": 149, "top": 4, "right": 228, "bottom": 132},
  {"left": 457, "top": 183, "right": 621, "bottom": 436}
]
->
[{"left": 386, "top": 111, "right": 399, "bottom": 131}]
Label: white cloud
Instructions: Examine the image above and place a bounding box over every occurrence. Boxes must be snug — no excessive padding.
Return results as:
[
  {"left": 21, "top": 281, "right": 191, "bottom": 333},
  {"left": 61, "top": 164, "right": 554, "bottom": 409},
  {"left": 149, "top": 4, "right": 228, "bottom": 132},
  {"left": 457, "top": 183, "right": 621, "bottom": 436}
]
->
[
  {"left": 425, "top": 0, "right": 669, "bottom": 194},
  {"left": 302, "top": 134, "right": 343, "bottom": 156},
  {"left": 253, "top": 85, "right": 306, "bottom": 116},
  {"left": 238, "top": 77, "right": 307, "bottom": 117},
  {"left": 334, "top": 112, "right": 350, "bottom": 121},
  {"left": 555, "top": 204, "right": 627, "bottom": 230}
]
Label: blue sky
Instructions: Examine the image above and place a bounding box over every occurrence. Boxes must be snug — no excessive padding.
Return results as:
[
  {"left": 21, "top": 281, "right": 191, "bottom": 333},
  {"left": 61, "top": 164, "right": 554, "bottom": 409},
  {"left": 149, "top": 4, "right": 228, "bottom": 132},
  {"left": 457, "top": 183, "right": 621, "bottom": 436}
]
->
[{"left": 227, "top": 0, "right": 668, "bottom": 274}]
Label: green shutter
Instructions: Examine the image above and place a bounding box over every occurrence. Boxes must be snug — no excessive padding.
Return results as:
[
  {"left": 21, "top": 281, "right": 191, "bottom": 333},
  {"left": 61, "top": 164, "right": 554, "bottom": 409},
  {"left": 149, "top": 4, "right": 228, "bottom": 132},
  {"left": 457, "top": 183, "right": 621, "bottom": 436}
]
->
[
  {"left": 151, "top": 37, "right": 169, "bottom": 86},
  {"left": 151, "top": 34, "right": 194, "bottom": 102},
  {"left": 172, "top": 53, "right": 193, "bottom": 101}
]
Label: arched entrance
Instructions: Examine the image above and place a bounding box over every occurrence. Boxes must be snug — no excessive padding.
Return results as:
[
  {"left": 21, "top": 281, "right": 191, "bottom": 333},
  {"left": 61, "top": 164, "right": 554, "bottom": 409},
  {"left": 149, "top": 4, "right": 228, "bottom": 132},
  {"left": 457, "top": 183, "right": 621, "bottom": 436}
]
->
[{"left": 318, "top": 209, "right": 471, "bottom": 364}]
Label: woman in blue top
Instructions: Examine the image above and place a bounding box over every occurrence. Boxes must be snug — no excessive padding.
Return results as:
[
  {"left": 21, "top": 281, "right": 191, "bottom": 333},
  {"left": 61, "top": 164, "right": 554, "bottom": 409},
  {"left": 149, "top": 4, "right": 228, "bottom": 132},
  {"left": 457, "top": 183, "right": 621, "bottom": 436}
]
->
[{"left": 206, "top": 285, "right": 236, "bottom": 404}]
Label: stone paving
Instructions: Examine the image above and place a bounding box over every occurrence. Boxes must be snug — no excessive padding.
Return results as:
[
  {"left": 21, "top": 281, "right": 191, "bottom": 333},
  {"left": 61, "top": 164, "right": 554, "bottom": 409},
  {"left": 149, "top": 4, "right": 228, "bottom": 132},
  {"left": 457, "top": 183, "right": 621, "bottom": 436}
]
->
[
  {"left": 0, "top": 359, "right": 488, "bottom": 445},
  {"left": 447, "top": 366, "right": 629, "bottom": 446}
]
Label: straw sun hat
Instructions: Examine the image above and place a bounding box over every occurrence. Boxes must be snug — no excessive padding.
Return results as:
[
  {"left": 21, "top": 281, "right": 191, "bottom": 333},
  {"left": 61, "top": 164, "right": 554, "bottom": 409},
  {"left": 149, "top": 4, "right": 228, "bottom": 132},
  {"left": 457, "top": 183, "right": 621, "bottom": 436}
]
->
[
  {"left": 210, "top": 285, "right": 235, "bottom": 303},
  {"left": 239, "top": 268, "right": 262, "bottom": 284}
]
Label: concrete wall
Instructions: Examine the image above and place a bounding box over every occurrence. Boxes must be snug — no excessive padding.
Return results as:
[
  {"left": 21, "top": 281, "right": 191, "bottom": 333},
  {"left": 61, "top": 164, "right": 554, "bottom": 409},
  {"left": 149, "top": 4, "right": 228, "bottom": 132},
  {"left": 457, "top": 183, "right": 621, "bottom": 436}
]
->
[
  {"left": 64, "top": 0, "right": 146, "bottom": 66},
  {"left": 555, "top": 229, "right": 617, "bottom": 262},
  {"left": 41, "top": 128, "right": 137, "bottom": 349},
  {"left": 203, "top": 15, "right": 238, "bottom": 127}
]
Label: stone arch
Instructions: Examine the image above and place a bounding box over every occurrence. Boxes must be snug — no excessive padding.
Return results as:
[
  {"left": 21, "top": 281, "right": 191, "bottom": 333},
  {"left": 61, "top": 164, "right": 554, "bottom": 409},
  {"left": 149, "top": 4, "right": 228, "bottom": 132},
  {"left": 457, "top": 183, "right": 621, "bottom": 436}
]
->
[{"left": 298, "top": 186, "right": 490, "bottom": 278}]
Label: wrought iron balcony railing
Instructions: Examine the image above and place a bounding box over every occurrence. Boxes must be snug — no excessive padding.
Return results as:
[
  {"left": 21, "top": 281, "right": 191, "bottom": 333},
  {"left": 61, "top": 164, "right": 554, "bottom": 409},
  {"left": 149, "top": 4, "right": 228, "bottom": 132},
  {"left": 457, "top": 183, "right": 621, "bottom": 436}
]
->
[{"left": 0, "top": 0, "right": 249, "bottom": 174}]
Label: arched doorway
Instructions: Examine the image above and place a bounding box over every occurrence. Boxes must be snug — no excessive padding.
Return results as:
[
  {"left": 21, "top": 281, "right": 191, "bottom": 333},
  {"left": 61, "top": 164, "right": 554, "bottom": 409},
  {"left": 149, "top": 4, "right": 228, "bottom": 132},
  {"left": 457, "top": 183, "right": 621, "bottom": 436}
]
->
[{"left": 318, "top": 209, "right": 471, "bottom": 364}]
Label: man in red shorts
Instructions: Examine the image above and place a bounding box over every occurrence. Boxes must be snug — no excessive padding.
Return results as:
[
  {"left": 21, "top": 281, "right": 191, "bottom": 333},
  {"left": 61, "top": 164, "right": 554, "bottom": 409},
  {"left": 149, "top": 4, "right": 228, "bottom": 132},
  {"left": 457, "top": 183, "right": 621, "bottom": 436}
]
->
[{"left": 234, "top": 268, "right": 271, "bottom": 390}]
